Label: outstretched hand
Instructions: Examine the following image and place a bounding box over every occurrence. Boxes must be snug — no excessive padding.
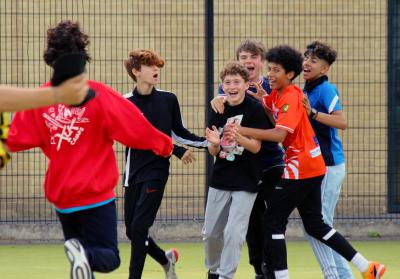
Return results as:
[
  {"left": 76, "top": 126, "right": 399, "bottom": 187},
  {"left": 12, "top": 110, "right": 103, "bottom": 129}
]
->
[
  {"left": 181, "top": 149, "right": 196, "bottom": 165},
  {"left": 247, "top": 82, "right": 266, "bottom": 102}
]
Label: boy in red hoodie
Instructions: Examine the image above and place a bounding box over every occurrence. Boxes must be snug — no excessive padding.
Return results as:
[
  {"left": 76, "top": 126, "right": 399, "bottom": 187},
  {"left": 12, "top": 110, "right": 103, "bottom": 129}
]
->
[
  {"left": 6, "top": 20, "right": 172, "bottom": 279},
  {"left": 0, "top": 74, "right": 89, "bottom": 169}
]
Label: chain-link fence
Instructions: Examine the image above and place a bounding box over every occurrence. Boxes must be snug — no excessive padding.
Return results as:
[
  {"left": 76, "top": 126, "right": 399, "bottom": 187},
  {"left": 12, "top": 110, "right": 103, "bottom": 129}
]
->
[{"left": 0, "top": 0, "right": 398, "bottom": 224}]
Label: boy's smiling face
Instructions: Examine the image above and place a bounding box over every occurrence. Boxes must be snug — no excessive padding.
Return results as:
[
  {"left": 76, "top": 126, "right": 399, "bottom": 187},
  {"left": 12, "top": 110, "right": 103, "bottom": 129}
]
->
[
  {"left": 267, "top": 62, "right": 293, "bottom": 92},
  {"left": 222, "top": 74, "right": 249, "bottom": 106},
  {"left": 238, "top": 51, "right": 264, "bottom": 83},
  {"left": 302, "top": 54, "right": 329, "bottom": 82},
  {"left": 133, "top": 64, "right": 160, "bottom": 86}
]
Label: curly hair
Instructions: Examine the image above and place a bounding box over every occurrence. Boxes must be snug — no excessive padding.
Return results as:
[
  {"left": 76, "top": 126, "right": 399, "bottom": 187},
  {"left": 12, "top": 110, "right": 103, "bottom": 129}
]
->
[
  {"left": 123, "top": 49, "right": 165, "bottom": 82},
  {"left": 220, "top": 61, "right": 249, "bottom": 82},
  {"left": 235, "top": 38, "right": 266, "bottom": 60},
  {"left": 43, "top": 20, "right": 91, "bottom": 67},
  {"left": 304, "top": 41, "right": 337, "bottom": 65},
  {"left": 265, "top": 45, "right": 303, "bottom": 80}
]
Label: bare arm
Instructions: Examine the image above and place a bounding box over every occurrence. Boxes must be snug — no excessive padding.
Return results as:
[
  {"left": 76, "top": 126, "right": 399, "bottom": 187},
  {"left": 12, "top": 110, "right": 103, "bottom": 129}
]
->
[
  {"left": 302, "top": 95, "right": 347, "bottom": 130},
  {"left": 236, "top": 126, "right": 288, "bottom": 143},
  {"left": 0, "top": 74, "right": 88, "bottom": 112},
  {"left": 236, "top": 133, "right": 261, "bottom": 154},
  {"left": 312, "top": 110, "right": 347, "bottom": 130}
]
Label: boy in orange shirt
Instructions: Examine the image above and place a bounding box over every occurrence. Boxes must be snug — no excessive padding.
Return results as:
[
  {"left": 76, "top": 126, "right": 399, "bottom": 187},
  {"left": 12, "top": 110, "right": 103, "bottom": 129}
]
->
[{"left": 225, "top": 45, "right": 385, "bottom": 279}]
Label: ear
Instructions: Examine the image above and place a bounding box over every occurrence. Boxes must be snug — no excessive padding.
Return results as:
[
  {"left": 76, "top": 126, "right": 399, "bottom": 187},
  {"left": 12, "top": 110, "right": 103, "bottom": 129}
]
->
[
  {"left": 132, "top": 68, "right": 140, "bottom": 78},
  {"left": 320, "top": 63, "right": 330, "bottom": 75},
  {"left": 286, "top": 71, "right": 295, "bottom": 81}
]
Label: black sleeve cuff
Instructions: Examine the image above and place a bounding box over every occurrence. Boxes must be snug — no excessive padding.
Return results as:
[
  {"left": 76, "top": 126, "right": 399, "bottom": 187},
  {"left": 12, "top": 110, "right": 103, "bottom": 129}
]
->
[{"left": 173, "top": 144, "right": 187, "bottom": 159}]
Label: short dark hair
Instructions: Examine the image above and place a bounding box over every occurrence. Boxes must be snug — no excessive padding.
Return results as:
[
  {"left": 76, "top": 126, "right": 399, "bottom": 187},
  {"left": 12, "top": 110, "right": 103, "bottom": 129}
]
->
[
  {"left": 123, "top": 49, "right": 165, "bottom": 82},
  {"left": 220, "top": 61, "right": 249, "bottom": 82},
  {"left": 304, "top": 41, "right": 337, "bottom": 65},
  {"left": 235, "top": 39, "right": 266, "bottom": 60},
  {"left": 43, "top": 20, "right": 91, "bottom": 67},
  {"left": 265, "top": 45, "right": 303, "bottom": 80}
]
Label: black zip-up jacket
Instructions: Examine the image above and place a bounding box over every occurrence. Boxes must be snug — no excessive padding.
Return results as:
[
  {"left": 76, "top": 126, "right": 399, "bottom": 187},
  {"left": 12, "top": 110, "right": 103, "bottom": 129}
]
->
[{"left": 124, "top": 87, "right": 207, "bottom": 185}]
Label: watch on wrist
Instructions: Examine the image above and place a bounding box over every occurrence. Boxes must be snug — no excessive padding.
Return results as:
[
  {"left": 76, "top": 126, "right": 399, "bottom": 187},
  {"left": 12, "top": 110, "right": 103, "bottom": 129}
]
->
[{"left": 310, "top": 108, "right": 318, "bottom": 119}]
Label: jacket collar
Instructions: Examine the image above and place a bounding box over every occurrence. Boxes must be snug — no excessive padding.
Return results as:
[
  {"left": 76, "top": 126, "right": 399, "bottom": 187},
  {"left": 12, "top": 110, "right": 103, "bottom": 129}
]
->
[{"left": 303, "top": 75, "right": 328, "bottom": 93}]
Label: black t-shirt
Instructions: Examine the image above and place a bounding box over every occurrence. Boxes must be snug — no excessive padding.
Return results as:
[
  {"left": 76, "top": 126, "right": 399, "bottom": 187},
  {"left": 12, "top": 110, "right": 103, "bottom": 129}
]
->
[
  {"left": 209, "top": 96, "right": 273, "bottom": 193},
  {"left": 219, "top": 77, "right": 284, "bottom": 170}
]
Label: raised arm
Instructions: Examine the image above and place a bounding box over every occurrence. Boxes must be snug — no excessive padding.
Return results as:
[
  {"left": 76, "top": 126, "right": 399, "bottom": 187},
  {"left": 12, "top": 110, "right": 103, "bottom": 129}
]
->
[
  {"left": 104, "top": 87, "right": 172, "bottom": 158},
  {"left": 0, "top": 74, "right": 88, "bottom": 112}
]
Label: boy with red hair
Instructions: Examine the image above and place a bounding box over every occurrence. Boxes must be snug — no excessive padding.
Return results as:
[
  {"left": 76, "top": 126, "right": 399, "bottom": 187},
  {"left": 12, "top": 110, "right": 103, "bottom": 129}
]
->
[{"left": 123, "top": 49, "right": 207, "bottom": 279}]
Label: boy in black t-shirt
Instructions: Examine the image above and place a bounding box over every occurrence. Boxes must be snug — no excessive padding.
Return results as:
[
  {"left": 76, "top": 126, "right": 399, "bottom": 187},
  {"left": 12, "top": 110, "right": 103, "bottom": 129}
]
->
[
  {"left": 211, "top": 39, "right": 284, "bottom": 278},
  {"left": 204, "top": 61, "right": 273, "bottom": 279}
]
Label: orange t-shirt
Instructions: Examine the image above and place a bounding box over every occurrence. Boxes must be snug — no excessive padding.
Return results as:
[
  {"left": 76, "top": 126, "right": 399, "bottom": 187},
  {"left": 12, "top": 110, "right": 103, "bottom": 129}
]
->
[{"left": 263, "top": 84, "right": 326, "bottom": 179}]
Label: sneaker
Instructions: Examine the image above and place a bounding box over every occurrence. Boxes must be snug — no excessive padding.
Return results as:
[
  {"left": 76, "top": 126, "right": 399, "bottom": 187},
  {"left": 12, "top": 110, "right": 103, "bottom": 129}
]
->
[
  {"left": 207, "top": 271, "right": 219, "bottom": 279},
  {"left": 164, "top": 248, "right": 179, "bottom": 279},
  {"left": 261, "top": 262, "right": 275, "bottom": 279},
  {"left": 64, "top": 238, "right": 92, "bottom": 279},
  {"left": 361, "top": 262, "right": 386, "bottom": 279}
]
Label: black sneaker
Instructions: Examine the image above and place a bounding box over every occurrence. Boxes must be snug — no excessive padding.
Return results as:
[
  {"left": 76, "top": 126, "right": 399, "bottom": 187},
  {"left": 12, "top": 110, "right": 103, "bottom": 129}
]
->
[{"left": 207, "top": 271, "right": 219, "bottom": 279}]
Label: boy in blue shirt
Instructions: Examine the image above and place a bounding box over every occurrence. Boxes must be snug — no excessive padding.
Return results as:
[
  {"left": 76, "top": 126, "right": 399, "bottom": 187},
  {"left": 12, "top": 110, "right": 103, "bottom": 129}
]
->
[{"left": 302, "top": 41, "right": 353, "bottom": 279}]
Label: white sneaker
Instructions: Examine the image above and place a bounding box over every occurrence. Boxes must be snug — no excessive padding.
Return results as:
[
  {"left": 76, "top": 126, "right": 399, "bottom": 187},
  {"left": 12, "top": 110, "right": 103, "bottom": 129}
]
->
[
  {"left": 64, "top": 238, "right": 92, "bottom": 279},
  {"left": 164, "top": 248, "right": 179, "bottom": 279}
]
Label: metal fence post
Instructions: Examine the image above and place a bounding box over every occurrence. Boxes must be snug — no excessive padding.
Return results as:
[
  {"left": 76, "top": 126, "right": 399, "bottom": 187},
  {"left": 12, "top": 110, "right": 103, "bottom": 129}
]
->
[
  {"left": 205, "top": 0, "right": 214, "bottom": 209},
  {"left": 388, "top": 0, "right": 400, "bottom": 213}
]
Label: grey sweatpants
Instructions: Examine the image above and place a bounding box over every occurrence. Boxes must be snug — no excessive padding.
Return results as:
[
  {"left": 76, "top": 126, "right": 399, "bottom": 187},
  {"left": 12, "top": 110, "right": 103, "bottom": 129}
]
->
[{"left": 202, "top": 187, "right": 257, "bottom": 279}]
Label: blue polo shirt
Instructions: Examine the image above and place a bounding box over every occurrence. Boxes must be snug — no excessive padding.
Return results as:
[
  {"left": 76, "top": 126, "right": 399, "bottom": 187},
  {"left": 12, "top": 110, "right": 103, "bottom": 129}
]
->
[
  {"left": 218, "top": 76, "right": 284, "bottom": 171},
  {"left": 304, "top": 77, "right": 345, "bottom": 166}
]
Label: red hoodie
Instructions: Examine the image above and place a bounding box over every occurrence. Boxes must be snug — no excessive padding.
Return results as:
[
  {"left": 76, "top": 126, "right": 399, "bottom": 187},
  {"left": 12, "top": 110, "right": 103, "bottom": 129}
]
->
[{"left": 7, "top": 80, "right": 173, "bottom": 209}]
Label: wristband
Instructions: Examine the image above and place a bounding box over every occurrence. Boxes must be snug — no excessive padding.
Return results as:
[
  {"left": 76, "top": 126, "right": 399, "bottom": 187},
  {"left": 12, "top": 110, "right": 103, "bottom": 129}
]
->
[{"left": 309, "top": 108, "right": 318, "bottom": 119}]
